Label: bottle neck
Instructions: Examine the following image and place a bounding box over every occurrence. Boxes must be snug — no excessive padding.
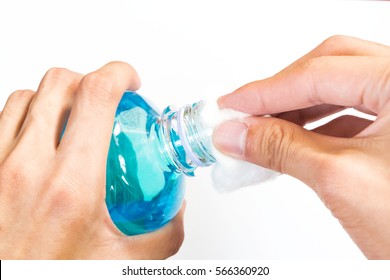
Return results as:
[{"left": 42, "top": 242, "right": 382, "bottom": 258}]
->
[{"left": 159, "top": 101, "right": 216, "bottom": 176}]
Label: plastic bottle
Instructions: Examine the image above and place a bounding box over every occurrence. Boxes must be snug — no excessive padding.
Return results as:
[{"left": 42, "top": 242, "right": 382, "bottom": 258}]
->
[{"left": 105, "top": 91, "right": 215, "bottom": 235}]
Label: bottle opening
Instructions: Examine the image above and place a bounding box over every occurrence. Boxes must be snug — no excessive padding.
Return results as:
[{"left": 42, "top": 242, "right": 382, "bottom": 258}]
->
[
  {"left": 177, "top": 101, "right": 215, "bottom": 168},
  {"left": 160, "top": 101, "right": 216, "bottom": 175}
]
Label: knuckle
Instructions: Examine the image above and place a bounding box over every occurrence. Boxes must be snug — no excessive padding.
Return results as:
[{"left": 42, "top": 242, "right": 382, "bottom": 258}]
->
[
  {"left": 79, "top": 72, "right": 116, "bottom": 105},
  {"left": 2, "top": 90, "right": 34, "bottom": 118},
  {"left": 7, "top": 90, "right": 35, "bottom": 104},
  {"left": 104, "top": 61, "right": 139, "bottom": 80},
  {"left": 251, "top": 120, "right": 294, "bottom": 172},
  {"left": 106, "top": 61, "right": 133, "bottom": 71},
  {"left": 319, "top": 35, "right": 349, "bottom": 53},
  {"left": 40, "top": 68, "right": 79, "bottom": 96},
  {"left": 43, "top": 67, "right": 74, "bottom": 84}
]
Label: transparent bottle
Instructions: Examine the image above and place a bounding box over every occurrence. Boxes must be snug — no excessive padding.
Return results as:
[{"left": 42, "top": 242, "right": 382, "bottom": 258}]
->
[{"left": 106, "top": 91, "right": 215, "bottom": 235}]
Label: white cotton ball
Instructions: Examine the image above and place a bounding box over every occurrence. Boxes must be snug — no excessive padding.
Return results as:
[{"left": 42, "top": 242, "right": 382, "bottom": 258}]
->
[
  {"left": 200, "top": 99, "right": 279, "bottom": 192},
  {"left": 211, "top": 150, "right": 278, "bottom": 192}
]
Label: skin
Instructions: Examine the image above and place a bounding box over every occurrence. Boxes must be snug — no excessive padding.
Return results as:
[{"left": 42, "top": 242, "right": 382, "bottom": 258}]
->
[
  {"left": 0, "top": 62, "right": 184, "bottom": 259},
  {"left": 213, "top": 35, "right": 390, "bottom": 259}
]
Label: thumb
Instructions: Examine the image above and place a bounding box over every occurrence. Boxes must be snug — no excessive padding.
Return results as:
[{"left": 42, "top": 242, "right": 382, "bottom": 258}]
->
[{"left": 212, "top": 116, "right": 340, "bottom": 186}]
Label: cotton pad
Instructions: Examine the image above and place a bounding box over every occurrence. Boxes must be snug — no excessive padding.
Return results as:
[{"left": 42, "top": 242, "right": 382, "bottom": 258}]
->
[{"left": 201, "top": 98, "right": 279, "bottom": 192}]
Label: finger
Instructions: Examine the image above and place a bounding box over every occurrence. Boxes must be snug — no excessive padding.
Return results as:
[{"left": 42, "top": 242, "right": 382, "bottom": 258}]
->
[
  {"left": 16, "top": 68, "right": 83, "bottom": 152},
  {"left": 288, "top": 36, "right": 390, "bottom": 70},
  {"left": 58, "top": 62, "right": 141, "bottom": 183},
  {"left": 0, "top": 90, "right": 35, "bottom": 137},
  {"left": 218, "top": 56, "right": 390, "bottom": 115},
  {"left": 0, "top": 90, "right": 35, "bottom": 161},
  {"left": 213, "top": 117, "right": 348, "bottom": 186},
  {"left": 312, "top": 115, "right": 373, "bottom": 138},
  {"left": 274, "top": 104, "right": 345, "bottom": 126},
  {"left": 125, "top": 203, "right": 185, "bottom": 259}
]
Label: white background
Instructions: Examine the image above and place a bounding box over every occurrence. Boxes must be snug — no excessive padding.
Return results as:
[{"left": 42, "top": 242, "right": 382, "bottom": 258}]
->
[{"left": 0, "top": 0, "right": 389, "bottom": 259}]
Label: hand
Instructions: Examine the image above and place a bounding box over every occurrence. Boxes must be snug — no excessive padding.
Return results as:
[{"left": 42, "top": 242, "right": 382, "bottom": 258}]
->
[
  {"left": 213, "top": 36, "right": 390, "bottom": 259},
  {"left": 0, "top": 62, "right": 184, "bottom": 259}
]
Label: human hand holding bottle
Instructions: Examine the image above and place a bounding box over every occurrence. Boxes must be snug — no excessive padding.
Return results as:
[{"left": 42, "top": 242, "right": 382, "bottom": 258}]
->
[
  {"left": 0, "top": 62, "right": 184, "bottom": 259},
  {"left": 213, "top": 36, "right": 390, "bottom": 259}
]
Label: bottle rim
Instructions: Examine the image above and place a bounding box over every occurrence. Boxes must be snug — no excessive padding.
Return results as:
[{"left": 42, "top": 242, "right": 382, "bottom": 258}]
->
[{"left": 177, "top": 105, "right": 209, "bottom": 167}]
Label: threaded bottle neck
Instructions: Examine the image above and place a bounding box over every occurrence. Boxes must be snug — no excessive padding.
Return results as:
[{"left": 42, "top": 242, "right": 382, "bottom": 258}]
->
[{"left": 160, "top": 101, "right": 216, "bottom": 175}]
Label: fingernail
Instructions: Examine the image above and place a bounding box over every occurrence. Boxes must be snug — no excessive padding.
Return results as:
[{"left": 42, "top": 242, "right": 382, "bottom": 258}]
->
[
  {"left": 213, "top": 120, "right": 248, "bottom": 157},
  {"left": 217, "top": 93, "right": 235, "bottom": 109},
  {"left": 217, "top": 96, "right": 227, "bottom": 109}
]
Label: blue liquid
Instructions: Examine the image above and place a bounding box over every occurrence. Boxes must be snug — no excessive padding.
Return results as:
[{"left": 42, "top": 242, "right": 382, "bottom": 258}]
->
[{"left": 106, "top": 91, "right": 185, "bottom": 235}]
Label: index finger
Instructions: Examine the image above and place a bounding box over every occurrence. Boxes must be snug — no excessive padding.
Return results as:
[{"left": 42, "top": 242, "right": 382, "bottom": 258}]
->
[
  {"left": 289, "top": 35, "right": 390, "bottom": 70},
  {"left": 218, "top": 56, "right": 390, "bottom": 115}
]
